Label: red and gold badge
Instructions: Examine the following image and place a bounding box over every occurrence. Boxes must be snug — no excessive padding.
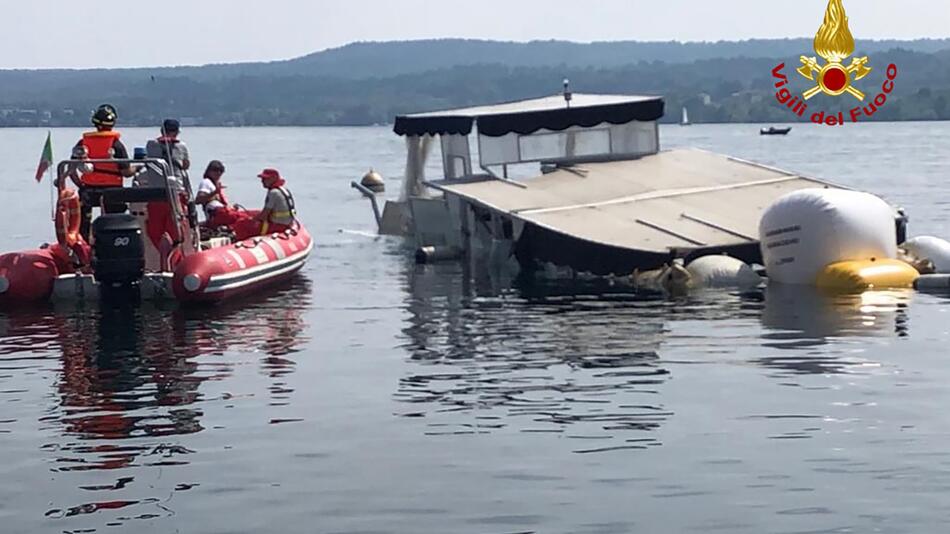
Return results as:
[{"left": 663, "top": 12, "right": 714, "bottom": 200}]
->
[{"left": 796, "top": 0, "right": 872, "bottom": 100}]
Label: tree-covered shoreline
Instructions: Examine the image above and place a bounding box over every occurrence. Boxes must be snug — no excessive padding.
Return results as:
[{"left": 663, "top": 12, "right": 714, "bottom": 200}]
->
[{"left": 2, "top": 39, "right": 948, "bottom": 127}]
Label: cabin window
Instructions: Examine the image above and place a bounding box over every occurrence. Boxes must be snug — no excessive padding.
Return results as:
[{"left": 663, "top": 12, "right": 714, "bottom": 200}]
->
[
  {"left": 440, "top": 134, "right": 472, "bottom": 179},
  {"left": 518, "top": 128, "right": 610, "bottom": 162},
  {"left": 477, "top": 121, "right": 658, "bottom": 167},
  {"left": 609, "top": 121, "right": 658, "bottom": 155},
  {"left": 479, "top": 133, "right": 520, "bottom": 166}
]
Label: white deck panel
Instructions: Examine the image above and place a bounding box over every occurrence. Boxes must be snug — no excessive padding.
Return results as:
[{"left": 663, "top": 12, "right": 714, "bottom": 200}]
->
[{"left": 428, "top": 149, "right": 842, "bottom": 253}]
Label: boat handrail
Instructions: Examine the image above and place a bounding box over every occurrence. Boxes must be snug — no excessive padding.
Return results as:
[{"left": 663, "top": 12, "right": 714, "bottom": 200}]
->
[
  {"left": 56, "top": 156, "right": 170, "bottom": 166},
  {"left": 55, "top": 158, "right": 172, "bottom": 182},
  {"left": 350, "top": 181, "right": 383, "bottom": 229},
  {"left": 478, "top": 164, "right": 528, "bottom": 189},
  {"left": 55, "top": 157, "right": 196, "bottom": 255}
]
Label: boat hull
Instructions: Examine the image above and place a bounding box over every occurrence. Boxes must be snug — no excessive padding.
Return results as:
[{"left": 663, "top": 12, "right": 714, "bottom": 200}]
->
[
  {"left": 0, "top": 227, "right": 313, "bottom": 305},
  {"left": 0, "top": 247, "right": 65, "bottom": 303},
  {"left": 172, "top": 227, "right": 313, "bottom": 303}
]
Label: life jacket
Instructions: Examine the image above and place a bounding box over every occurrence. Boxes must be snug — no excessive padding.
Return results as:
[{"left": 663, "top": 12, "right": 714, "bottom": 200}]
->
[
  {"left": 80, "top": 130, "right": 123, "bottom": 187},
  {"left": 198, "top": 177, "right": 228, "bottom": 207},
  {"left": 261, "top": 186, "right": 296, "bottom": 234},
  {"left": 214, "top": 186, "right": 228, "bottom": 207},
  {"left": 267, "top": 186, "right": 296, "bottom": 223}
]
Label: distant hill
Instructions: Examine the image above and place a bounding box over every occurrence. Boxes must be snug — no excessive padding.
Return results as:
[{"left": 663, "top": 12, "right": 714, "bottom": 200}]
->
[
  {"left": 280, "top": 38, "right": 950, "bottom": 78},
  {"left": 1, "top": 38, "right": 950, "bottom": 127}
]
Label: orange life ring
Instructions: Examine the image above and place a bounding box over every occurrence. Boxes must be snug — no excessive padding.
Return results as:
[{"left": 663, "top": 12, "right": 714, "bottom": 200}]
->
[{"left": 55, "top": 188, "right": 83, "bottom": 248}]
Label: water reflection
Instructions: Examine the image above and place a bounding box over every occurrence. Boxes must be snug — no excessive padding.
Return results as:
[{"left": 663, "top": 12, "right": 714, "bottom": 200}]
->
[
  {"left": 397, "top": 262, "right": 921, "bottom": 451},
  {"left": 762, "top": 285, "right": 911, "bottom": 341},
  {"left": 756, "top": 284, "right": 912, "bottom": 375},
  {"left": 398, "top": 263, "right": 673, "bottom": 453},
  {"left": 0, "top": 277, "right": 310, "bottom": 524},
  {"left": 49, "top": 302, "right": 208, "bottom": 476}
]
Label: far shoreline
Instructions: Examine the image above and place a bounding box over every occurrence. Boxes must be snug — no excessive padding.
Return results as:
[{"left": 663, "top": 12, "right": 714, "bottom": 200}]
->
[{"left": 2, "top": 119, "right": 948, "bottom": 129}]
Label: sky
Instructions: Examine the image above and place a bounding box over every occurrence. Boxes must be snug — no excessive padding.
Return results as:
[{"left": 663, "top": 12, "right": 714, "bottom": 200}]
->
[{"left": 1, "top": 0, "right": 947, "bottom": 70}]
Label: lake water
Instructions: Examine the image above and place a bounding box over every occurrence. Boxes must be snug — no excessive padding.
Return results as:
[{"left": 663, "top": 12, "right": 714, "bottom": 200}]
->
[{"left": 1, "top": 123, "right": 950, "bottom": 533}]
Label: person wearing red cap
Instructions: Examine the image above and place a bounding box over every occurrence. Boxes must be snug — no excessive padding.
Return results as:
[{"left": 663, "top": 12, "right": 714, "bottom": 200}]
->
[{"left": 231, "top": 168, "right": 297, "bottom": 241}]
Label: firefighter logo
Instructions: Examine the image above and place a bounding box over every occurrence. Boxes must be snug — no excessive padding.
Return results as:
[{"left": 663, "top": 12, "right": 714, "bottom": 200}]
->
[{"left": 796, "top": 0, "right": 871, "bottom": 100}]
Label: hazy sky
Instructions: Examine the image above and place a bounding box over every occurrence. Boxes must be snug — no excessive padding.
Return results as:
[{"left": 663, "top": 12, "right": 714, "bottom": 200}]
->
[{"left": 2, "top": 0, "right": 946, "bottom": 69}]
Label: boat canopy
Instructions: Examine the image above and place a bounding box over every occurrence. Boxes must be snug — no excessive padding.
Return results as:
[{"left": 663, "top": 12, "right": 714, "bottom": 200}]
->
[{"left": 393, "top": 94, "right": 664, "bottom": 138}]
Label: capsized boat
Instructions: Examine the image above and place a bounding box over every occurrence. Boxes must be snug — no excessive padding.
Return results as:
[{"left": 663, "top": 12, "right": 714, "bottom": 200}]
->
[
  {"left": 354, "top": 90, "right": 906, "bottom": 276},
  {"left": 0, "top": 157, "right": 311, "bottom": 304}
]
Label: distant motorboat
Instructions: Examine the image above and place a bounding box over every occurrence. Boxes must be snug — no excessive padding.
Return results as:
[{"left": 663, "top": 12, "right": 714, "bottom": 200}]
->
[
  {"left": 761, "top": 126, "right": 792, "bottom": 136},
  {"left": 681, "top": 106, "right": 690, "bottom": 126}
]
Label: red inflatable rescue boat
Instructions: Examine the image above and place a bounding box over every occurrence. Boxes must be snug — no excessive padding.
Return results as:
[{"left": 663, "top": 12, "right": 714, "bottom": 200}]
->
[{"left": 0, "top": 156, "right": 312, "bottom": 304}]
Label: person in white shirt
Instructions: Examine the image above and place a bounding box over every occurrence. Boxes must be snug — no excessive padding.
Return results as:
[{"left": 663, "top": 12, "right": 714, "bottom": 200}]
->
[{"left": 195, "top": 160, "right": 238, "bottom": 227}]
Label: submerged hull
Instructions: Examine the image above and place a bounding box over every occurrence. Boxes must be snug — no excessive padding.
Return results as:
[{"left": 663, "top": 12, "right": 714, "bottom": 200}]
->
[
  {"left": 512, "top": 222, "right": 764, "bottom": 275},
  {"left": 0, "top": 227, "right": 312, "bottom": 305}
]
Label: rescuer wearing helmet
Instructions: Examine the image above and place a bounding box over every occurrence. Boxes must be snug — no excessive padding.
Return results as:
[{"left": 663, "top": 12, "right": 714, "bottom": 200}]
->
[{"left": 73, "top": 104, "right": 135, "bottom": 241}]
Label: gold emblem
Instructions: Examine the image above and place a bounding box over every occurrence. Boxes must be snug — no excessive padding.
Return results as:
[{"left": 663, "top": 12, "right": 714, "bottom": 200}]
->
[{"left": 797, "top": 0, "right": 871, "bottom": 100}]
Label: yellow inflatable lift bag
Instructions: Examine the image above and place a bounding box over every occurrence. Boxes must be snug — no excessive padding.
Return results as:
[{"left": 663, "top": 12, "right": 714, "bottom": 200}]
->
[{"left": 816, "top": 259, "right": 920, "bottom": 292}]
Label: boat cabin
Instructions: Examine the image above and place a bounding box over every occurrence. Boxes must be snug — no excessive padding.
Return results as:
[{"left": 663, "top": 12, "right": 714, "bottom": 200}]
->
[{"left": 393, "top": 93, "right": 664, "bottom": 183}]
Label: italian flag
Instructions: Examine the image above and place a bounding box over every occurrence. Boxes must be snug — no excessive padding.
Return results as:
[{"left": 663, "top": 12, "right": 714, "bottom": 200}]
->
[{"left": 35, "top": 131, "right": 53, "bottom": 182}]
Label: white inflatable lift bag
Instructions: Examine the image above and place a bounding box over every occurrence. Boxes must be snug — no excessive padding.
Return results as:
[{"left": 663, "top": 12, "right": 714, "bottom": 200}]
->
[
  {"left": 902, "top": 236, "right": 950, "bottom": 274},
  {"left": 686, "top": 255, "right": 762, "bottom": 288},
  {"left": 759, "top": 188, "right": 897, "bottom": 285}
]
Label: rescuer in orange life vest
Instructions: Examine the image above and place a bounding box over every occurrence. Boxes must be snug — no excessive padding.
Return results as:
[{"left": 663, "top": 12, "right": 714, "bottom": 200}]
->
[{"left": 70, "top": 104, "right": 136, "bottom": 241}]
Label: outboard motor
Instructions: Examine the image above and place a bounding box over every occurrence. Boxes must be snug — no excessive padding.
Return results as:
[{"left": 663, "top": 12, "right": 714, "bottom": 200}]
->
[{"left": 92, "top": 214, "right": 145, "bottom": 289}]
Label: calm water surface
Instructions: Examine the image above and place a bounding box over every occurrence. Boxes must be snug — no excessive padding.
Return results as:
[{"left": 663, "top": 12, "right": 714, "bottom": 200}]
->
[{"left": 1, "top": 123, "right": 950, "bottom": 533}]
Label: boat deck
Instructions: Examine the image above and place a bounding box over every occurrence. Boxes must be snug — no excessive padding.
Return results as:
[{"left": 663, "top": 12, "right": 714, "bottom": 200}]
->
[{"left": 427, "top": 148, "right": 841, "bottom": 260}]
